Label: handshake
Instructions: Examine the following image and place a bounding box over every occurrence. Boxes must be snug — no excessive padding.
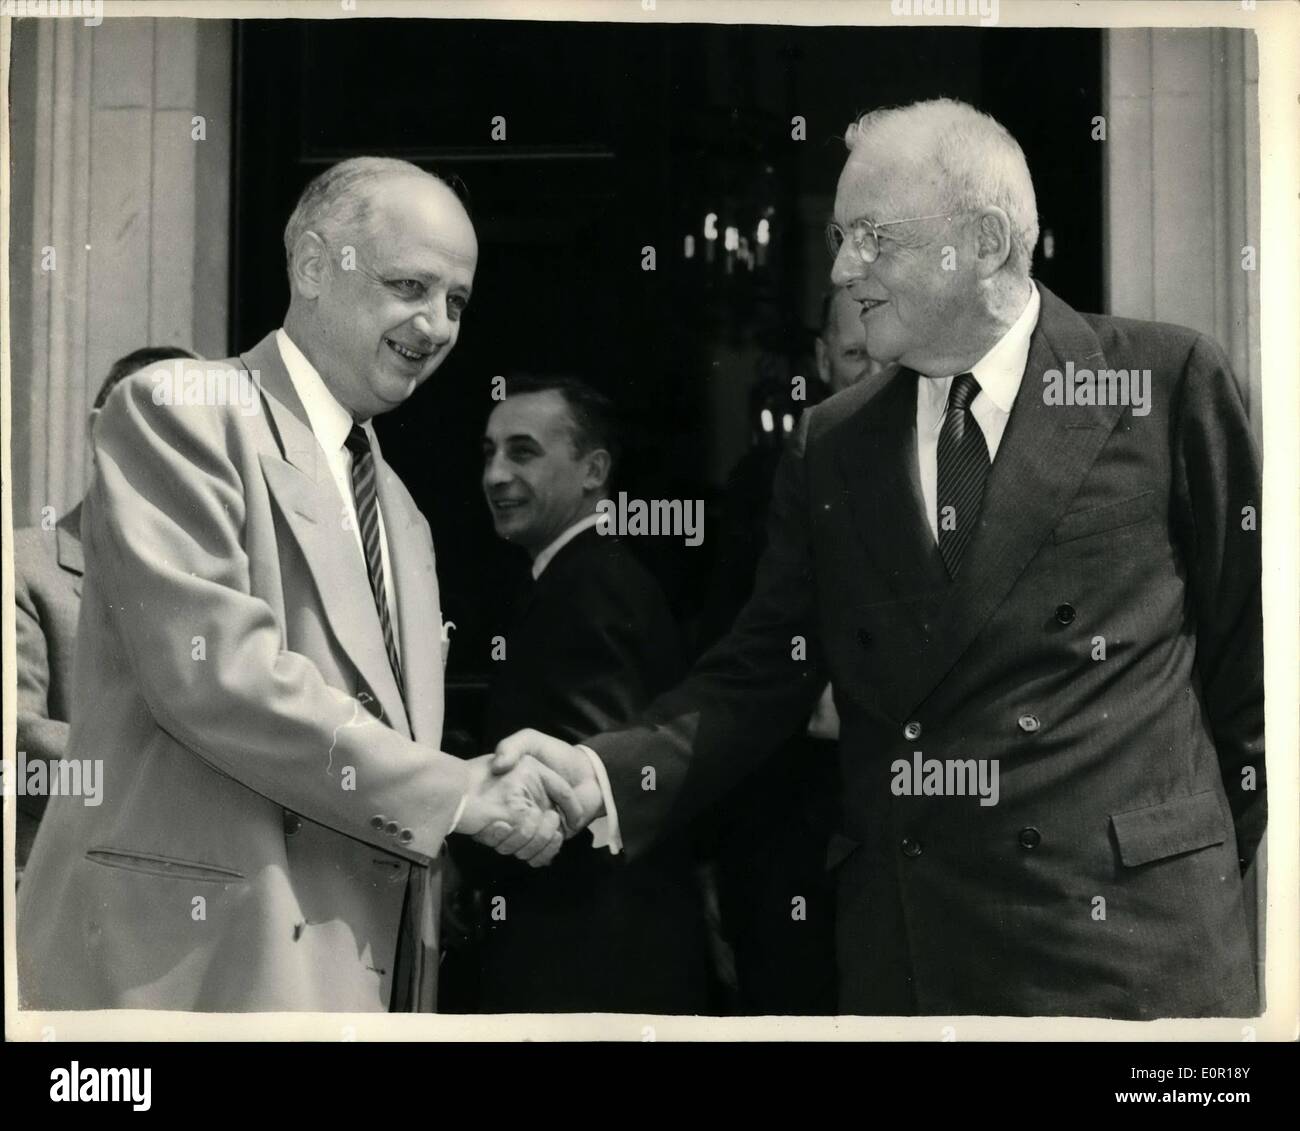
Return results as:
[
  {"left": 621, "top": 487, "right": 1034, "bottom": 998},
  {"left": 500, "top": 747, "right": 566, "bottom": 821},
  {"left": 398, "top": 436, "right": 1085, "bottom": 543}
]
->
[{"left": 453, "top": 730, "right": 605, "bottom": 867}]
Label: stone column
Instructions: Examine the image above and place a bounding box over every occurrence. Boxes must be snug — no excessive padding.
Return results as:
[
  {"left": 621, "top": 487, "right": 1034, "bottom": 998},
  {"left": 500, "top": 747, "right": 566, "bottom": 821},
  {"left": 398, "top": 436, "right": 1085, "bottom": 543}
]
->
[
  {"left": 7, "top": 16, "right": 232, "bottom": 528},
  {"left": 1104, "top": 27, "right": 1261, "bottom": 442}
]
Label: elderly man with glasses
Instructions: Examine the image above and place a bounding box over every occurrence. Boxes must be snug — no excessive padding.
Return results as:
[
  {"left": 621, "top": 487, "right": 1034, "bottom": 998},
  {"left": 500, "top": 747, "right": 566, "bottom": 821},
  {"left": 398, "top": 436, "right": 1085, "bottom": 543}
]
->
[{"left": 494, "top": 97, "right": 1264, "bottom": 1020}]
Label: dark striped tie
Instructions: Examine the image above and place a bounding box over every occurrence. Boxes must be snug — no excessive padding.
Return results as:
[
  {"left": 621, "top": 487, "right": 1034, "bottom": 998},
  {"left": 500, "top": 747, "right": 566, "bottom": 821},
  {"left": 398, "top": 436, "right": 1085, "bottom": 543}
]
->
[
  {"left": 936, "top": 372, "right": 990, "bottom": 578},
  {"left": 344, "top": 424, "right": 405, "bottom": 702}
]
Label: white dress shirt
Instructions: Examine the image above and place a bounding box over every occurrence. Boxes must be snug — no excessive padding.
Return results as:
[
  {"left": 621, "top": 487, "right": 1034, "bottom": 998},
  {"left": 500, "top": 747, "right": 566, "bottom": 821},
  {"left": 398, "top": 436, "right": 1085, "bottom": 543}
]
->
[
  {"left": 587, "top": 286, "right": 1043, "bottom": 855},
  {"left": 275, "top": 329, "right": 400, "bottom": 641},
  {"left": 276, "top": 332, "right": 466, "bottom": 832},
  {"left": 531, "top": 511, "right": 604, "bottom": 580},
  {"left": 916, "top": 284, "right": 1040, "bottom": 541}
]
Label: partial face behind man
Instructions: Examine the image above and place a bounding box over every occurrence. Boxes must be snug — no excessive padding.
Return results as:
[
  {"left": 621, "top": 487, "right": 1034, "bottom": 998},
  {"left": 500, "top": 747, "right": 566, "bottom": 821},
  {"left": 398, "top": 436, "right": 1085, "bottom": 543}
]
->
[
  {"left": 290, "top": 173, "right": 478, "bottom": 420},
  {"left": 483, "top": 390, "right": 608, "bottom": 558},
  {"left": 817, "top": 288, "right": 880, "bottom": 394}
]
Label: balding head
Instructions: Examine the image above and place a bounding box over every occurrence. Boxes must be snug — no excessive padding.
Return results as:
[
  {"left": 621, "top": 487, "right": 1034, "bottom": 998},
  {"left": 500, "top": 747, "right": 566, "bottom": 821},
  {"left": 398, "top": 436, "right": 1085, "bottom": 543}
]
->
[
  {"left": 281, "top": 156, "right": 478, "bottom": 420},
  {"left": 283, "top": 157, "right": 468, "bottom": 281}
]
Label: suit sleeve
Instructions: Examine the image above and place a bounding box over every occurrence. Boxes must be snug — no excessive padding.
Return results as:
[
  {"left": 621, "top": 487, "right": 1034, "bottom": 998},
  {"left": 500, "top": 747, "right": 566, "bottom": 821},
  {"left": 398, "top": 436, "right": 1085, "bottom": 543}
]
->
[
  {"left": 587, "top": 416, "right": 828, "bottom": 857},
  {"left": 84, "top": 376, "right": 469, "bottom": 863},
  {"left": 1171, "top": 334, "right": 1265, "bottom": 869},
  {"left": 13, "top": 555, "right": 68, "bottom": 821}
]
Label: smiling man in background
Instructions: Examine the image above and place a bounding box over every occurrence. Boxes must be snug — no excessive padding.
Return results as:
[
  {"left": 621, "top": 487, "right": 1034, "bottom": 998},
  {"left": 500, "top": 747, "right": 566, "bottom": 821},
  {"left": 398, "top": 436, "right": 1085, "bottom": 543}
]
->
[{"left": 451, "top": 376, "right": 709, "bottom": 1014}]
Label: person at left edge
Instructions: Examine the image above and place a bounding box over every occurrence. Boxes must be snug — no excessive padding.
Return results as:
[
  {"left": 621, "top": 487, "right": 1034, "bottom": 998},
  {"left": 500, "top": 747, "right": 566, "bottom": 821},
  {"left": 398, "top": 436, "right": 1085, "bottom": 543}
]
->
[
  {"left": 17, "top": 157, "right": 576, "bottom": 1013},
  {"left": 13, "top": 346, "right": 198, "bottom": 879}
]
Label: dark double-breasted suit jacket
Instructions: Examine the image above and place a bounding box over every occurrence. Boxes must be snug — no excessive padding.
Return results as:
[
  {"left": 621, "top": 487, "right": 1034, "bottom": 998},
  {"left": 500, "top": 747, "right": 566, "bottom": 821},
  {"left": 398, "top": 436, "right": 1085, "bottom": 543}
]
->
[
  {"left": 461, "top": 526, "right": 710, "bottom": 1013},
  {"left": 589, "top": 283, "right": 1265, "bottom": 1018}
]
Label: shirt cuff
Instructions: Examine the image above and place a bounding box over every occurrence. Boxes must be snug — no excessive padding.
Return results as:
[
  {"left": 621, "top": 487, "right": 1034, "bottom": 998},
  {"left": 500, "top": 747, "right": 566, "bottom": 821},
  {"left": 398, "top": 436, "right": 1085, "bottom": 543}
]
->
[
  {"left": 576, "top": 744, "right": 622, "bottom": 854},
  {"left": 447, "top": 792, "right": 468, "bottom": 836}
]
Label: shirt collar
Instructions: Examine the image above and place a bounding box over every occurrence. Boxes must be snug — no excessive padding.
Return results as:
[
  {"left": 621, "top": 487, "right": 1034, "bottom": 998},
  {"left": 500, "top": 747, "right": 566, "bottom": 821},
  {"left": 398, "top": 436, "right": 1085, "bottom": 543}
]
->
[
  {"left": 275, "top": 328, "right": 357, "bottom": 455},
  {"left": 531, "top": 511, "right": 603, "bottom": 580},
  {"left": 917, "top": 283, "right": 1041, "bottom": 425}
]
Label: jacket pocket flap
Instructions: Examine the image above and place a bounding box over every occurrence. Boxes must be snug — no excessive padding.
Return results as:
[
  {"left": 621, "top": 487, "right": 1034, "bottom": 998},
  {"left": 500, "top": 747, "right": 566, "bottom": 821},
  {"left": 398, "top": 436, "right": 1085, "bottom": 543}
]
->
[
  {"left": 826, "top": 832, "right": 862, "bottom": 871},
  {"left": 1053, "top": 490, "right": 1156, "bottom": 543},
  {"left": 1110, "top": 791, "right": 1226, "bottom": 867},
  {"left": 86, "top": 847, "right": 246, "bottom": 883}
]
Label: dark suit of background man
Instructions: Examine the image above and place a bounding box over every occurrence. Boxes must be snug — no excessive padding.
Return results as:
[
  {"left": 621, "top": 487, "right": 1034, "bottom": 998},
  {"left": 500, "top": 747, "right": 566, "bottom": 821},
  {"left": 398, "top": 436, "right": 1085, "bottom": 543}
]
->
[
  {"left": 456, "top": 376, "right": 710, "bottom": 1013},
  {"left": 496, "top": 98, "right": 1266, "bottom": 1019},
  {"left": 13, "top": 346, "right": 197, "bottom": 875}
]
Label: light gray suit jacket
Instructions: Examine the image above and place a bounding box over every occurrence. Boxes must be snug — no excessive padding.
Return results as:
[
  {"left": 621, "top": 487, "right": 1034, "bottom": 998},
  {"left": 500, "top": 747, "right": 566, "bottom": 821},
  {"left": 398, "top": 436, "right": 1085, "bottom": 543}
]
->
[{"left": 18, "top": 332, "right": 464, "bottom": 1011}]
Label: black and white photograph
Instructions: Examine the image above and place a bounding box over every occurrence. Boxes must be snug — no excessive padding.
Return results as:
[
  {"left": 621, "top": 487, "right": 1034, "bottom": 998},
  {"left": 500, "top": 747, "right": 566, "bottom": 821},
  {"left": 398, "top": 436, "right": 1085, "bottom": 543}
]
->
[{"left": 2, "top": 0, "right": 1296, "bottom": 1069}]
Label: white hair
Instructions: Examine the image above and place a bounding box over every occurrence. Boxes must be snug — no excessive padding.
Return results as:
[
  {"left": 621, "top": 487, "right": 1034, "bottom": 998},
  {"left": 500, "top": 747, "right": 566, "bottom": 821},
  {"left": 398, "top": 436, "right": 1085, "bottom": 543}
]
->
[
  {"left": 282, "top": 156, "right": 452, "bottom": 278},
  {"left": 845, "top": 98, "right": 1040, "bottom": 275}
]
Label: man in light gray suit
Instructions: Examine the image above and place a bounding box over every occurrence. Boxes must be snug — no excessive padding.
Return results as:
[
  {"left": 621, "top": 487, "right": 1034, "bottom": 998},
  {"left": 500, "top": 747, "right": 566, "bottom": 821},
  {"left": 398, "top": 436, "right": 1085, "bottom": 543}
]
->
[{"left": 17, "top": 158, "right": 577, "bottom": 1012}]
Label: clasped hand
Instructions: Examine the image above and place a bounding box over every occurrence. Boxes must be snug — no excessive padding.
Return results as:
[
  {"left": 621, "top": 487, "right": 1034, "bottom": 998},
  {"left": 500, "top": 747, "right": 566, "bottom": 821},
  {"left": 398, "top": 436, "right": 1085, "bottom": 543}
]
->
[{"left": 453, "top": 731, "right": 605, "bottom": 867}]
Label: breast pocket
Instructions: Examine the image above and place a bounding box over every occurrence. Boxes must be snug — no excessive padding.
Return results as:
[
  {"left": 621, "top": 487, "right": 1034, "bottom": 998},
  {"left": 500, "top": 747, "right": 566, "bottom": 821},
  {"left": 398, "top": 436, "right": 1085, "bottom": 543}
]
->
[{"left": 1052, "top": 490, "right": 1157, "bottom": 544}]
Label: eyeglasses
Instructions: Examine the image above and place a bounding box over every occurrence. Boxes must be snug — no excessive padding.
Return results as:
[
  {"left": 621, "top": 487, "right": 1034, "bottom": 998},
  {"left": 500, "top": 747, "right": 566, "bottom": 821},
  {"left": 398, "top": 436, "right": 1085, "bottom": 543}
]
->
[{"left": 825, "top": 211, "right": 962, "bottom": 264}]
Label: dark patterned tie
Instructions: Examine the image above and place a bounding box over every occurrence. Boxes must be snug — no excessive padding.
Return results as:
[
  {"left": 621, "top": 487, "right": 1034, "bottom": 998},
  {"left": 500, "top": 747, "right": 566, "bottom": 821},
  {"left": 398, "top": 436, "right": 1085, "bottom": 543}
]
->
[
  {"left": 344, "top": 424, "right": 405, "bottom": 702},
  {"left": 936, "top": 373, "right": 990, "bottom": 578}
]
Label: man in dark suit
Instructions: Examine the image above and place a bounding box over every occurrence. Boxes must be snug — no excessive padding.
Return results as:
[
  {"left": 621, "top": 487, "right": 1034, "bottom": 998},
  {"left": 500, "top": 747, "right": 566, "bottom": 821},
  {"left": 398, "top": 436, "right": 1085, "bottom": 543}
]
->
[
  {"left": 457, "top": 376, "right": 710, "bottom": 1013},
  {"left": 494, "top": 98, "right": 1265, "bottom": 1019},
  {"left": 13, "top": 346, "right": 197, "bottom": 874}
]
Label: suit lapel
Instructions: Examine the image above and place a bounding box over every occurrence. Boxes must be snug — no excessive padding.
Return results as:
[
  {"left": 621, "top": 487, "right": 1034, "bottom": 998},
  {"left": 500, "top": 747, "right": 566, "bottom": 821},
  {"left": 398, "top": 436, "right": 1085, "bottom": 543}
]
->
[
  {"left": 886, "top": 284, "right": 1126, "bottom": 713},
  {"left": 244, "top": 333, "right": 411, "bottom": 737},
  {"left": 835, "top": 369, "right": 948, "bottom": 602}
]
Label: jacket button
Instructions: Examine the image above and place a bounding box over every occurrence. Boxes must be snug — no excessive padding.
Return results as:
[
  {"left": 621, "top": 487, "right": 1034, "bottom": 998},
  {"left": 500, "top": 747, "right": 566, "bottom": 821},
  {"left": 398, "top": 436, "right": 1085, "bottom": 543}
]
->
[
  {"left": 283, "top": 811, "right": 303, "bottom": 836},
  {"left": 369, "top": 814, "right": 386, "bottom": 830},
  {"left": 398, "top": 828, "right": 414, "bottom": 844},
  {"left": 1018, "top": 826, "right": 1042, "bottom": 849},
  {"left": 384, "top": 820, "right": 400, "bottom": 837},
  {"left": 903, "top": 720, "right": 922, "bottom": 741},
  {"left": 901, "top": 836, "right": 923, "bottom": 858},
  {"left": 857, "top": 628, "right": 872, "bottom": 649},
  {"left": 1017, "top": 713, "right": 1040, "bottom": 734},
  {"left": 1054, "top": 603, "right": 1076, "bottom": 625}
]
